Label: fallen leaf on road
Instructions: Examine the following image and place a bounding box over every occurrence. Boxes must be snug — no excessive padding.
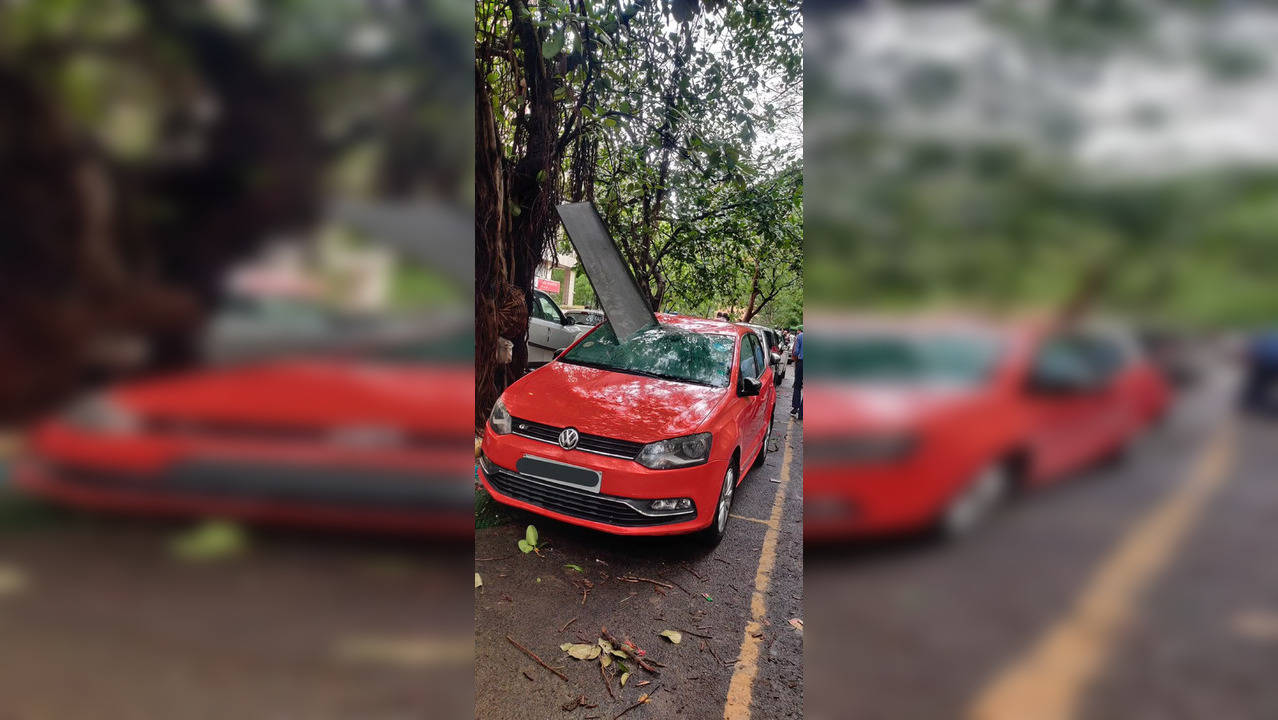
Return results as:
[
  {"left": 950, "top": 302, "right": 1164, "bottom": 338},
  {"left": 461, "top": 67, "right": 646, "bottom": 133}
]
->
[
  {"left": 0, "top": 564, "right": 28, "bottom": 596},
  {"left": 659, "top": 630, "right": 682, "bottom": 644},
  {"left": 601, "top": 653, "right": 612, "bottom": 668},
  {"left": 170, "top": 520, "right": 247, "bottom": 562},
  {"left": 619, "top": 671, "right": 630, "bottom": 687},
  {"left": 561, "top": 643, "right": 602, "bottom": 660},
  {"left": 475, "top": 573, "right": 483, "bottom": 588},
  {"left": 564, "top": 563, "right": 584, "bottom": 572}
]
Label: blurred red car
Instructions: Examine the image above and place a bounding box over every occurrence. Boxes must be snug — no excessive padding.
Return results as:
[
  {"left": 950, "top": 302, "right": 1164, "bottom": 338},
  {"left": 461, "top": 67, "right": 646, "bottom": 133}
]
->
[
  {"left": 805, "top": 318, "right": 1170, "bottom": 541},
  {"left": 15, "top": 340, "right": 475, "bottom": 535},
  {"left": 478, "top": 314, "right": 776, "bottom": 543}
]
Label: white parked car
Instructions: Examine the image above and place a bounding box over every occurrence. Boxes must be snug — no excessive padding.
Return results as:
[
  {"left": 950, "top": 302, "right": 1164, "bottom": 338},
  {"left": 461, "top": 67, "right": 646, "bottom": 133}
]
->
[
  {"left": 528, "top": 289, "right": 587, "bottom": 365},
  {"left": 565, "top": 308, "right": 605, "bottom": 326}
]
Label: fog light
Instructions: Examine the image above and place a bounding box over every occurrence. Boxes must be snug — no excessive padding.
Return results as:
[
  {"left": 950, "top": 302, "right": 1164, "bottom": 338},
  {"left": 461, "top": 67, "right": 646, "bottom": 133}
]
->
[{"left": 650, "top": 498, "right": 693, "bottom": 511}]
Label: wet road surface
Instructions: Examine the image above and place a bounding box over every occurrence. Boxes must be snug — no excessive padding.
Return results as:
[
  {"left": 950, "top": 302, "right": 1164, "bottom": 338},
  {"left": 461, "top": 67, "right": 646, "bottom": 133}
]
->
[{"left": 807, "top": 369, "right": 1278, "bottom": 720}]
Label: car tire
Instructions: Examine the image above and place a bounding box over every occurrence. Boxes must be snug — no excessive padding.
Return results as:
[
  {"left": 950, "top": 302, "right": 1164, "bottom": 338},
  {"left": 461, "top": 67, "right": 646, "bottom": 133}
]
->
[
  {"left": 700, "top": 463, "right": 737, "bottom": 546},
  {"left": 935, "top": 463, "right": 1009, "bottom": 542},
  {"left": 753, "top": 411, "right": 774, "bottom": 470}
]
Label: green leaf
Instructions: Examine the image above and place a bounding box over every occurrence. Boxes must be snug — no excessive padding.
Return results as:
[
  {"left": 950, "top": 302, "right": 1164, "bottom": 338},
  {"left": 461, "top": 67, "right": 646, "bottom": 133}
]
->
[
  {"left": 541, "top": 31, "right": 565, "bottom": 59},
  {"left": 525, "top": 525, "right": 539, "bottom": 547},
  {"left": 517, "top": 539, "right": 533, "bottom": 554},
  {"left": 620, "top": 671, "right": 630, "bottom": 687},
  {"left": 563, "top": 563, "right": 583, "bottom": 572},
  {"left": 170, "top": 520, "right": 248, "bottom": 563}
]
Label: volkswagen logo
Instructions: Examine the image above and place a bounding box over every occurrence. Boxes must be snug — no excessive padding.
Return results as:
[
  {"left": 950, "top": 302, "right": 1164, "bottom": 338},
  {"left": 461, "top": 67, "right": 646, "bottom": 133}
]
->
[{"left": 558, "top": 427, "right": 580, "bottom": 450}]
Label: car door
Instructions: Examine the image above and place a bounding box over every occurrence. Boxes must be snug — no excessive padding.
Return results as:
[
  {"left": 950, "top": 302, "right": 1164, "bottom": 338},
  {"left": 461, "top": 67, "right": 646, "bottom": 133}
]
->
[
  {"left": 539, "top": 293, "right": 575, "bottom": 350},
  {"left": 527, "top": 291, "right": 556, "bottom": 363},
  {"left": 740, "top": 332, "right": 770, "bottom": 462},
  {"left": 1074, "top": 331, "right": 1139, "bottom": 453},
  {"left": 1023, "top": 334, "right": 1111, "bottom": 481}
]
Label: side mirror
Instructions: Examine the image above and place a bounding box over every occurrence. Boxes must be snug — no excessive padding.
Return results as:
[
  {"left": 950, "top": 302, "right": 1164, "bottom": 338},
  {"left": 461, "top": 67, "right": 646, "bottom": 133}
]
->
[
  {"left": 770, "top": 352, "right": 781, "bottom": 365},
  {"left": 738, "top": 375, "right": 762, "bottom": 397}
]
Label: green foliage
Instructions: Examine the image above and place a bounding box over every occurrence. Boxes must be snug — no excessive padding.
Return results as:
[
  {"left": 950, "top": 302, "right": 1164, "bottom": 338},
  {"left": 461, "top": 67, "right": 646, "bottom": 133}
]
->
[{"left": 477, "top": 0, "right": 802, "bottom": 320}]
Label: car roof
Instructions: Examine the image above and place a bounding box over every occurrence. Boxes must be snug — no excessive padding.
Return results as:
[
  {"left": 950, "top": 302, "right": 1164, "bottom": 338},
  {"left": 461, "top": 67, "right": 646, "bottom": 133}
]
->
[{"left": 656, "top": 312, "right": 747, "bottom": 337}]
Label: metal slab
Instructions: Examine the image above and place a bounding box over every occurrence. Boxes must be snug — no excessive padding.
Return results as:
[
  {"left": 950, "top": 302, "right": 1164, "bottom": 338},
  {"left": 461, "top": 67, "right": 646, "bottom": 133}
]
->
[{"left": 555, "top": 202, "right": 658, "bottom": 342}]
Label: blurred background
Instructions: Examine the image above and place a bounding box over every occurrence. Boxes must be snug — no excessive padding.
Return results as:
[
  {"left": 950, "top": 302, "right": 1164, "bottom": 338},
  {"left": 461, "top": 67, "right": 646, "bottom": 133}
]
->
[
  {"left": 0, "top": 0, "right": 473, "bottom": 717},
  {"left": 806, "top": 1, "right": 1278, "bottom": 719}
]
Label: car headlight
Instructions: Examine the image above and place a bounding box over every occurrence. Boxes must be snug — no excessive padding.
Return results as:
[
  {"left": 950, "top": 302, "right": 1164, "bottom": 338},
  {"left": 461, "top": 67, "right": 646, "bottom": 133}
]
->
[
  {"left": 635, "top": 432, "right": 712, "bottom": 470},
  {"left": 488, "top": 397, "right": 512, "bottom": 435},
  {"left": 63, "top": 394, "right": 140, "bottom": 435}
]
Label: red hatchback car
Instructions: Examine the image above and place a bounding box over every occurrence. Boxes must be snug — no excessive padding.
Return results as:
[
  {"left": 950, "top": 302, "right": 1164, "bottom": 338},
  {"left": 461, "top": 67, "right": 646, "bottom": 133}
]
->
[
  {"left": 805, "top": 318, "right": 1170, "bottom": 541},
  {"left": 16, "top": 348, "right": 475, "bottom": 535},
  {"left": 479, "top": 314, "right": 777, "bottom": 542}
]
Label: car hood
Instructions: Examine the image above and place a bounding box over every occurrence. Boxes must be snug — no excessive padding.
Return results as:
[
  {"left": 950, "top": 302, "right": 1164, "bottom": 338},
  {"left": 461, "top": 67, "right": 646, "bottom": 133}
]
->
[
  {"left": 502, "top": 361, "right": 727, "bottom": 442},
  {"left": 112, "top": 360, "right": 473, "bottom": 436},
  {"left": 806, "top": 381, "right": 984, "bottom": 437}
]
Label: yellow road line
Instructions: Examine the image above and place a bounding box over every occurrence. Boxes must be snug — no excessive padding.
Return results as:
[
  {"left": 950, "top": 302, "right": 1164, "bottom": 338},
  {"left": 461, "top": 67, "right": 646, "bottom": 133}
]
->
[
  {"left": 968, "top": 423, "right": 1235, "bottom": 720},
  {"left": 730, "top": 513, "right": 777, "bottom": 528},
  {"left": 723, "top": 418, "right": 796, "bottom": 719}
]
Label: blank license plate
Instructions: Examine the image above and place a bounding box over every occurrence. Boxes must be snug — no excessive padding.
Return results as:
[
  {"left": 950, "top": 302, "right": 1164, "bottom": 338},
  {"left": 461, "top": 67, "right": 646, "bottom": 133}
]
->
[{"left": 516, "top": 456, "right": 601, "bottom": 491}]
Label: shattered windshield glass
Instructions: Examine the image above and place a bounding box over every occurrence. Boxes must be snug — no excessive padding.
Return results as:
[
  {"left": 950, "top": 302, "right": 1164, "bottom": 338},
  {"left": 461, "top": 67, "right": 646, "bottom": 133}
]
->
[{"left": 560, "top": 322, "right": 736, "bottom": 388}]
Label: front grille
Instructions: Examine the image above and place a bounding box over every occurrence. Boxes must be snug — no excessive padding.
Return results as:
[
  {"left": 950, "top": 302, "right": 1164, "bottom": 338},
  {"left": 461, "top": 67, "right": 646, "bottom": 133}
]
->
[
  {"left": 143, "top": 416, "right": 457, "bottom": 451},
  {"left": 510, "top": 417, "right": 645, "bottom": 460},
  {"left": 485, "top": 466, "right": 686, "bottom": 527}
]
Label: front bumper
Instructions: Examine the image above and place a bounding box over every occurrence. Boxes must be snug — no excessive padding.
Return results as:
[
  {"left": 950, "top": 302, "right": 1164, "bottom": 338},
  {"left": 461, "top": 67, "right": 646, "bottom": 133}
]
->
[{"left": 479, "top": 426, "right": 724, "bottom": 536}]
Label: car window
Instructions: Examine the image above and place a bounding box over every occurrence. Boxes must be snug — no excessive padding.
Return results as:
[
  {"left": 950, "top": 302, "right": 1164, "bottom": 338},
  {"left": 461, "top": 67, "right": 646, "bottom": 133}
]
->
[
  {"left": 534, "top": 293, "right": 563, "bottom": 323},
  {"left": 751, "top": 333, "right": 766, "bottom": 376},
  {"left": 560, "top": 322, "right": 736, "bottom": 388},
  {"left": 1077, "top": 334, "right": 1127, "bottom": 379},
  {"left": 810, "top": 333, "right": 1001, "bottom": 385},
  {"left": 740, "top": 333, "right": 759, "bottom": 379},
  {"left": 1032, "top": 336, "right": 1098, "bottom": 384}
]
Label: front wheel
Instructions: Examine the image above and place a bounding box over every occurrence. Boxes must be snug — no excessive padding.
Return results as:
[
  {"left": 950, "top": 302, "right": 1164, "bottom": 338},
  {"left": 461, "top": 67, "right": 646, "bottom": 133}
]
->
[
  {"left": 752, "top": 411, "right": 774, "bottom": 469},
  {"left": 699, "top": 464, "right": 737, "bottom": 545}
]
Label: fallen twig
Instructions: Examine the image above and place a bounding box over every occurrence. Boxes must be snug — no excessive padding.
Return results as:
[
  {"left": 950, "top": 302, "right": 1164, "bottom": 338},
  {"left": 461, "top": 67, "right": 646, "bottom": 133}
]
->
[
  {"left": 506, "top": 635, "right": 568, "bottom": 682},
  {"left": 659, "top": 575, "right": 691, "bottom": 596},
  {"left": 617, "top": 576, "right": 673, "bottom": 589},
  {"left": 600, "top": 627, "right": 660, "bottom": 674},
  {"left": 600, "top": 657, "right": 615, "bottom": 700},
  {"left": 612, "top": 685, "right": 659, "bottom": 720},
  {"left": 559, "top": 616, "right": 578, "bottom": 633},
  {"left": 680, "top": 563, "right": 704, "bottom": 581}
]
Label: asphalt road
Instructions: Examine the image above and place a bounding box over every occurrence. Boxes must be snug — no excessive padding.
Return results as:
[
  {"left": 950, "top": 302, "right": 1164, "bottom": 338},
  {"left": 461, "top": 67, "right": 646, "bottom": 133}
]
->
[
  {"left": 474, "top": 377, "right": 804, "bottom": 720},
  {"left": 0, "top": 490, "right": 473, "bottom": 718},
  {"left": 807, "top": 367, "right": 1277, "bottom": 719}
]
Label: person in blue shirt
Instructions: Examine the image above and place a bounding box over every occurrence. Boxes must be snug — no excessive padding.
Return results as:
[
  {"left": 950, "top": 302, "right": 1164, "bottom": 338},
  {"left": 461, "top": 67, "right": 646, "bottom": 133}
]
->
[
  {"left": 1242, "top": 330, "right": 1278, "bottom": 413},
  {"left": 789, "top": 326, "right": 803, "bottom": 420}
]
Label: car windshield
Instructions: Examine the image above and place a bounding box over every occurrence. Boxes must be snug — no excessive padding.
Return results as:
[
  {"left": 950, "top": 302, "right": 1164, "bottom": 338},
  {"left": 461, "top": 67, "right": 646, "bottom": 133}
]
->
[
  {"left": 560, "top": 322, "right": 736, "bottom": 388},
  {"left": 810, "top": 333, "right": 1000, "bottom": 385}
]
